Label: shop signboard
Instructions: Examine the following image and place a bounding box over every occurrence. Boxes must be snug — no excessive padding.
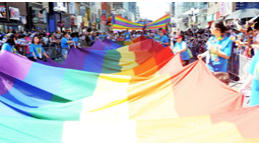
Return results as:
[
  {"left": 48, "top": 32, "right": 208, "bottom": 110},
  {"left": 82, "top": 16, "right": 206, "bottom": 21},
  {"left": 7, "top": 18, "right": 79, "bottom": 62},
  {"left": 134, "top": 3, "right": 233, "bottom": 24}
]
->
[
  {"left": 101, "top": 10, "right": 106, "bottom": 15},
  {"left": 0, "top": 5, "right": 6, "bottom": 18},
  {"left": 220, "top": 2, "right": 233, "bottom": 16},
  {"left": 83, "top": 13, "right": 88, "bottom": 27},
  {"left": 235, "top": 2, "right": 259, "bottom": 10},
  {"left": 9, "top": 7, "right": 20, "bottom": 20},
  {"left": 182, "top": 18, "right": 189, "bottom": 23}
]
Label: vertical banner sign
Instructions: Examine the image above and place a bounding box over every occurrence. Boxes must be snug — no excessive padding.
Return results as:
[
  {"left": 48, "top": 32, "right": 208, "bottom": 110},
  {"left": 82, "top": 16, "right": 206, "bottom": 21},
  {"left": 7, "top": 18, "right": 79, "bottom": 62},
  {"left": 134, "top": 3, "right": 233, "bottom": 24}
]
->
[
  {"left": 9, "top": 7, "right": 20, "bottom": 20},
  {"left": 101, "top": 15, "right": 106, "bottom": 24},
  {"left": 80, "top": 6, "right": 86, "bottom": 17},
  {"left": 87, "top": 9, "right": 90, "bottom": 19},
  {"left": 83, "top": 13, "right": 88, "bottom": 27},
  {"left": 70, "top": 2, "right": 75, "bottom": 14},
  {"left": 0, "top": 5, "right": 7, "bottom": 18}
]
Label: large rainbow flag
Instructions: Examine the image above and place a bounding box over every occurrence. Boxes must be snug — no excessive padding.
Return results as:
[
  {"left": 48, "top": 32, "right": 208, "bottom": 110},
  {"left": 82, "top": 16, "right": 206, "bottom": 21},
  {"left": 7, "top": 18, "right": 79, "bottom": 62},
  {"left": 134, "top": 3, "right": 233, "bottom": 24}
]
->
[
  {"left": 112, "top": 15, "right": 144, "bottom": 31},
  {"left": 146, "top": 14, "right": 173, "bottom": 30},
  {"left": 111, "top": 14, "right": 172, "bottom": 31},
  {"left": 37, "top": 39, "right": 168, "bottom": 74},
  {"left": 1, "top": 38, "right": 258, "bottom": 143}
]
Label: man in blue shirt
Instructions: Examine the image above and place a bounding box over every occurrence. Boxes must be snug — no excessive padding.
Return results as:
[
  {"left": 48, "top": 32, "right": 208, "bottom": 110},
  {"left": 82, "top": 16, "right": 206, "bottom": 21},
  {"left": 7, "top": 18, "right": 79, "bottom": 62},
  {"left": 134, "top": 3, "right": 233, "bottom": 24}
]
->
[
  {"left": 124, "top": 29, "right": 131, "bottom": 42},
  {"left": 205, "top": 36, "right": 232, "bottom": 72},
  {"left": 159, "top": 29, "right": 169, "bottom": 47},
  {"left": 61, "top": 32, "right": 75, "bottom": 59}
]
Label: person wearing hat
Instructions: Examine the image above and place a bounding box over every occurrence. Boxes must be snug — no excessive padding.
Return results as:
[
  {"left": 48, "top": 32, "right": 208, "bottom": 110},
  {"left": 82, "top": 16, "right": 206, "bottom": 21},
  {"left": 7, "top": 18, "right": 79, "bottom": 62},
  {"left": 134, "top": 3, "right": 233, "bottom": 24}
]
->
[
  {"left": 1, "top": 33, "right": 19, "bottom": 55},
  {"left": 173, "top": 34, "right": 190, "bottom": 66},
  {"left": 159, "top": 29, "right": 169, "bottom": 47}
]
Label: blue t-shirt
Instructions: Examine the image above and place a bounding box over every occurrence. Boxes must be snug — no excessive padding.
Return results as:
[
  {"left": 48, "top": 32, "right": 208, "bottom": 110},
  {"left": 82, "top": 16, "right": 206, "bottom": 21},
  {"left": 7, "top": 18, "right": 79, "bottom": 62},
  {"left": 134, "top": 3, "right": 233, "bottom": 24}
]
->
[
  {"left": 154, "top": 34, "right": 161, "bottom": 42},
  {"left": 1, "top": 43, "right": 18, "bottom": 54},
  {"left": 174, "top": 41, "right": 190, "bottom": 61},
  {"left": 72, "top": 37, "right": 78, "bottom": 46},
  {"left": 29, "top": 44, "right": 45, "bottom": 58},
  {"left": 61, "top": 37, "right": 69, "bottom": 49},
  {"left": 160, "top": 35, "right": 169, "bottom": 47},
  {"left": 206, "top": 36, "right": 232, "bottom": 72},
  {"left": 99, "top": 35, "right": 107, "bottom": 40},
  {"left": 124, "top": 32, "right": 131, "bottom": 41},
  {"left": 248, "top": 52, "right": 259, "bottom": 106}
]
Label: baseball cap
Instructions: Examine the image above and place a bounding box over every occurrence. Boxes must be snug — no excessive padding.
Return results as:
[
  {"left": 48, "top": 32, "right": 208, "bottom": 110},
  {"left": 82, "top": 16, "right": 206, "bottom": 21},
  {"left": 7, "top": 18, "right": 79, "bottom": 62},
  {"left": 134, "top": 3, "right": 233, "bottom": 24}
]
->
[
  {"left": 161, "top": 29, "right": 167, "bottom": 34},
  {"left": 6, "top": 33, "right": 15, "bottom": 38},
  {"left": 174, "top": 35, "right": 183, "bottom": 39}
]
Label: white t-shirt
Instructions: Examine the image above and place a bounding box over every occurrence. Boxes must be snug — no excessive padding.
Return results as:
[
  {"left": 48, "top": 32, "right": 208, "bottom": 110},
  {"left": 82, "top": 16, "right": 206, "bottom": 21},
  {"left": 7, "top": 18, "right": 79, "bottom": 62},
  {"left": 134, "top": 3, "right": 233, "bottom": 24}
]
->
[{"left": 254, "top": 33, "right": 259, "bottom": 43}]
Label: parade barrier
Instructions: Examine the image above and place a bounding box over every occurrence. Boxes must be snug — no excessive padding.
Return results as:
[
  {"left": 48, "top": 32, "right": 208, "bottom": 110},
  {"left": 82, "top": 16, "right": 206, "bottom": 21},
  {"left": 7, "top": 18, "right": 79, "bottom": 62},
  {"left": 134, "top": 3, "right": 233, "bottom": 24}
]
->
[
  {"left": 228, "top": 46, "right": 253, "bottom": 82},
  {"left": 0, "top": 49, "right": 249, "bottom": 143},
  {"left": 239, "top": 54, "right": 252, "bottom": 81}
]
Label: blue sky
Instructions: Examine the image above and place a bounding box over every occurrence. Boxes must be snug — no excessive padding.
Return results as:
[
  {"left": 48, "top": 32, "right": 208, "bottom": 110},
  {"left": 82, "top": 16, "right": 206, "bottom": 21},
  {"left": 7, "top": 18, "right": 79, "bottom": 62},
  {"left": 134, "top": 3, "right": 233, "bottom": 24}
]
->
[{"left": 137, "top": 2, "right": 170, "bottom": 21}]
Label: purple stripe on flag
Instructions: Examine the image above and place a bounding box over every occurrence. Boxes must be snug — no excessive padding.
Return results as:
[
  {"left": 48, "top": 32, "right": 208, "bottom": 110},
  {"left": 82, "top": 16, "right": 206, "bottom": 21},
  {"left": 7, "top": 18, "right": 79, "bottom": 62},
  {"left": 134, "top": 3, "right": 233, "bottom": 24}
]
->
[{"left": 0, "top": 51, "right": 33, "bottom": 80}]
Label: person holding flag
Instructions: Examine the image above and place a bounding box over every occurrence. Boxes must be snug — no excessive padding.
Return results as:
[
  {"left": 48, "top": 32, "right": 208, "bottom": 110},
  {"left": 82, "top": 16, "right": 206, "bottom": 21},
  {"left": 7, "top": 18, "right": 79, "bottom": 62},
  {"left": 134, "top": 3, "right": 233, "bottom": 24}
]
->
[{"left": 159, "top": 29, "right": 170, "bottom": 47}]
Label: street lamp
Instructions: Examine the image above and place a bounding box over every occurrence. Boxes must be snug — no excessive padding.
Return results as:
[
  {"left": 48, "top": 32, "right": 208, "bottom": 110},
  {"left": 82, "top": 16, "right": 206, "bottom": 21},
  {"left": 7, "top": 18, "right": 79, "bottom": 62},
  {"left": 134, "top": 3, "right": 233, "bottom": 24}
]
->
[{"left": 53, "top": 6, "right": 67, "bottom": 32}]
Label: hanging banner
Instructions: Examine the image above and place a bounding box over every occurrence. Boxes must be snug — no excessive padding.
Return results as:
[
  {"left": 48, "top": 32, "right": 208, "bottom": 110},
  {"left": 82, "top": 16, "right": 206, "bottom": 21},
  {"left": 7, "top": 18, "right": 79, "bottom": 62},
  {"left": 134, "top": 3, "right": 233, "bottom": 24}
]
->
[
  {"left": 9, "top": 7, "right": 20, "bottom": 20},
  {"left": 220, "top": 2, "right": 233, "bottom": 16},
  {"left": 70, "top": 2, "right": 75, "bottom": 14},
  {"left": 83, "top": 13, "right": 88, "bottom": 27},
  {"left": 87, "top": 9, "right": 90, "bottom": 19},
  {"left": 101, "top": 15, "right": 106, "bottom": 24},
  {"left": 0, "top": 5, "right": 7, "bottom": 18},
  {"left": 80, "top": 6, "right": 86, "bottom": 17}
]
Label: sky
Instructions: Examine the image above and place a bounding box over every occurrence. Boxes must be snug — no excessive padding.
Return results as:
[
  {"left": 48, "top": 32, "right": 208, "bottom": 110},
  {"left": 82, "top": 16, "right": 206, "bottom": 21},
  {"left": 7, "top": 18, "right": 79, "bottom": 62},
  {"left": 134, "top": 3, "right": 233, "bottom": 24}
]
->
[{"left": 137, "top": 2, "right": 170, "bottom": 21}]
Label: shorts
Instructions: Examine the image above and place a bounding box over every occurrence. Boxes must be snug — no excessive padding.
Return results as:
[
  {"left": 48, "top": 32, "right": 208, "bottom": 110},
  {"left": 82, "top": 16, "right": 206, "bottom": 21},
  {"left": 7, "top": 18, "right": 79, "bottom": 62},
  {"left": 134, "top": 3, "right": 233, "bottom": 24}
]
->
[{"left": 62, "top": 48, "right": 69, "bottom": 56}]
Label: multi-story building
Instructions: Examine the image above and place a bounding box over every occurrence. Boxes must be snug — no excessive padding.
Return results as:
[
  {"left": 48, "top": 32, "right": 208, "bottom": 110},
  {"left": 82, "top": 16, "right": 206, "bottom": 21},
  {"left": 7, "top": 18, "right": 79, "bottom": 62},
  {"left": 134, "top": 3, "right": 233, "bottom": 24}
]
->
[
  {"left": 0, "top": 2, "right": 27, "bottom": 33},
  {"left": 206, "top": 2, "right": 220, "bottom": 26},
  {"left": 112, "top": 2, "right": 123, "bottom": 16},
  {"left": 175, "top": 2, "right": 207, "bottom": 30},
  {"left": 129, "top": 2, "right": 137, "bottom": 21},
  {"left": 136, "top": 6, "right": 140, "bottom": 21},
  {"left": 123, "top": 2, "right": 129, "bottom": 20},
  {"left": 101, "top": 2, "right": 112, "bottom": 31}
]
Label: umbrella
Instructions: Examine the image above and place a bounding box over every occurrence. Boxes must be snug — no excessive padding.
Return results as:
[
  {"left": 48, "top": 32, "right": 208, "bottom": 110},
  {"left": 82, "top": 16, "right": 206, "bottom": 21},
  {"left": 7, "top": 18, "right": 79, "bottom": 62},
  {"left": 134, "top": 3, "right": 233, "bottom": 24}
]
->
[{"left": 226, "top": 8, "right": 259, "bottom": 20}]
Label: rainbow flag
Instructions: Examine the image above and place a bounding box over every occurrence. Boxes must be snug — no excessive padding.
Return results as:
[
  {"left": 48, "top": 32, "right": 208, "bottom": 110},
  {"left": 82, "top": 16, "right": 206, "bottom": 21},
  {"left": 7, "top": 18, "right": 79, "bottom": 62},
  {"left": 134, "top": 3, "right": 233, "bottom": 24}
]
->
[
  {"left": 146, "top": 14, "right": 173, "bottom": 30},
  {"left": 112, "top": 15, "right": 144, "bottom": 31},
  {"left": 37, "top": 39, "right": 168, "bottom": 74},
  {"left": 113, "top": 35, "right": 148, "bottom": 46},
  {"left": 106, "top": 14, "right": 113, "bottom": 26},
  {"left": 0, "top": 48, "right": 248, "bottom": 143}
]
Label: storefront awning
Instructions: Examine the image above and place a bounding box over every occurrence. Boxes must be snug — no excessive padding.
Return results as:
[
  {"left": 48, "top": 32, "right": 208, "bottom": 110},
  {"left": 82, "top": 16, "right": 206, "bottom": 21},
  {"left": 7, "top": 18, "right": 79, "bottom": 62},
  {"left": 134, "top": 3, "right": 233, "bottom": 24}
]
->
[{"left": 206, "top": 14, "right": 214, "bottom": 22}]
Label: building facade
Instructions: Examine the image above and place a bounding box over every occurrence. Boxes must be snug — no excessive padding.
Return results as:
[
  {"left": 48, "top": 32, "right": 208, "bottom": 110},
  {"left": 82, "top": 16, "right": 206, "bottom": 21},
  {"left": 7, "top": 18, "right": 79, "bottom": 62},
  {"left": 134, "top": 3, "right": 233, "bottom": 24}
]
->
[
  {"left": 0, "top": 2, "right": 27, "bottom": 33},
  {"left": 207, "top": 2, "right": 220, "bottom": 26},
  {"left": 175, "top": 2, "right": 208, "bottom": 30},
  {"left": 128, "top": 2, "right": 137, "bottom": 22},
  {"left": 136, "top": 6, "right": 140, "bottom": 21}
]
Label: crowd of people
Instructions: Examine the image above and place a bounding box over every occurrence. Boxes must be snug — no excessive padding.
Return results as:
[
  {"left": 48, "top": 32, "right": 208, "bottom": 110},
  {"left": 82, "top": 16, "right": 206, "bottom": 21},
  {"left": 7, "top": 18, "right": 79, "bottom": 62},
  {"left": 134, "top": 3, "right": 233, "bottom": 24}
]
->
[{"left": 0, "top": 14, "right": 259, "bottom": 106}]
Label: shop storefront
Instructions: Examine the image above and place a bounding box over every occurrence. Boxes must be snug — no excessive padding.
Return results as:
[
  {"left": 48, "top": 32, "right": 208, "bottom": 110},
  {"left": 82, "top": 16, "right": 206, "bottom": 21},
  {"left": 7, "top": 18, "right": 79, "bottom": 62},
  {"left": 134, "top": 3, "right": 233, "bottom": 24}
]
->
[
  {"left": 0, "top": 5, "right": 25, "bottom": 33},
  {"left": 31, "top": 7, "right": 48, "bottom": 32}
]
